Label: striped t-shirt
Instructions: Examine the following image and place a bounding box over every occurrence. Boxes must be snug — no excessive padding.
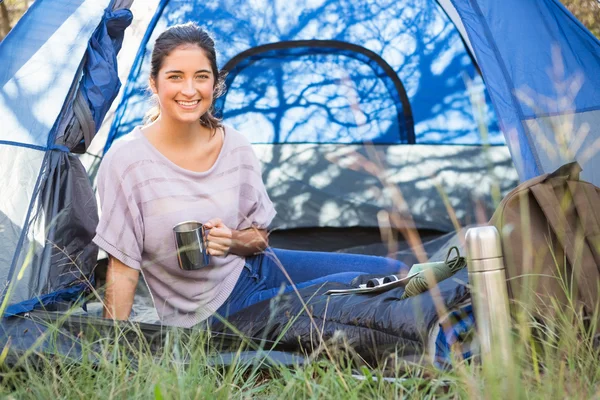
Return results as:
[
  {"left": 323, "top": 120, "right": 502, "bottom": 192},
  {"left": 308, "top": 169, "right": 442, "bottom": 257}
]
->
[{"left": 93, "top": 125, "right": 276, "bottom": 328}]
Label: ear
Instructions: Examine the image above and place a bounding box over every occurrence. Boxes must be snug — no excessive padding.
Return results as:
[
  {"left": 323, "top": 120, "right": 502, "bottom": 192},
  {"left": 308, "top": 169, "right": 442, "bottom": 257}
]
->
[{"left": 149, "top": 77, "right": 158, "bottom": 94}]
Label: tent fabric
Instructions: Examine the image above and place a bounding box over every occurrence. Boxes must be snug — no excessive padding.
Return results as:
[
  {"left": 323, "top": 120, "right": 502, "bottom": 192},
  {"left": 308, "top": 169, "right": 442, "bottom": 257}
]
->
[
  {"left": 0, "top": 0, "right": 111, "bottom": 148},
  {"left": 450, "top": 0, "right": 600, "bottom": 186},
  {"left": 106, "top": 0, "right": 503, "bottom": 151},
  {"left": 524, "top": 109, "right": 600, "bottom": 188},
  {"left": 56, "top": 8, "right": 133, "bottom": 152},
  {"left": 82, "top": 8, "right": 133, "bottom": 131},
  {"left": 32, "top": 153, "right": 99, "bottom": 296},
  {"left": 0, "top": 151, "right": 97, "bottom": 310},
  {"left": 0, "top": 146, "right": 46, "bottom": 298},
  {"left": 436, "top": 0, "right": 476, "bottom": 60},
  {"left": 4, "top": 282, "right": 89, "bottom": 317},
  {"left": 0, "top": 0, "right": 132, "bottom": 315},
  {"left": 258, "top": 143, "right": 517, "bottom": 232}
]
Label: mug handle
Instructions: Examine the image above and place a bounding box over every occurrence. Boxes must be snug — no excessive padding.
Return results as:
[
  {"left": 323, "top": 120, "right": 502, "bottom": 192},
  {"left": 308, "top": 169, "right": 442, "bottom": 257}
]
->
[{"left": 202, "top": 225, "right": 211, "bottom": 263}]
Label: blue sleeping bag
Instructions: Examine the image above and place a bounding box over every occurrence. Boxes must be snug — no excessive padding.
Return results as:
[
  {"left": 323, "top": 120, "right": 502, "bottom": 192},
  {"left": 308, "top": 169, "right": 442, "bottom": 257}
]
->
[{"left": 212, "top": 268, "right": 473, "bottom": 366}]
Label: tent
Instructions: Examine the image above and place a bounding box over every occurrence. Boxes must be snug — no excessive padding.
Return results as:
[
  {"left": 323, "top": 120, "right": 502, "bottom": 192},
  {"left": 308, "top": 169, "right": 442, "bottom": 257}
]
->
[
  {"left": 88, "top": 0, "right": 519, "bottom": 254},
  {"left": 1, "top": 0, "right": 599, "bottom": 363}
]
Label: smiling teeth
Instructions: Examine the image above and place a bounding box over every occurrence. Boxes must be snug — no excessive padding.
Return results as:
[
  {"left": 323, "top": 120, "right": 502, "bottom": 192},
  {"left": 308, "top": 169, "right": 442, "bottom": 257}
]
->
[{"left": 177, "top": 100, "right": 199, "bottom": 106}]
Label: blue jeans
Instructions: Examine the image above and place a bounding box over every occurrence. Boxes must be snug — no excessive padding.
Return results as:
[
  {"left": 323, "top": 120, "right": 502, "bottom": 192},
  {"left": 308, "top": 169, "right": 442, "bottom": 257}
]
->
[{"left": 214, "top": 248, "right": 406, "bottom": 319}]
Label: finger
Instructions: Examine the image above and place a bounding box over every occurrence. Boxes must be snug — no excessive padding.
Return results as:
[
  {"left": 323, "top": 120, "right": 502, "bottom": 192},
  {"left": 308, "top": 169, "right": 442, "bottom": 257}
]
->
[
  {"left": 208, "top": 242, "right": 228, "bottom": 252},
  {"left": 207, "top": 237, "right": 232, "bottom": 250},
  {"left": 207, "top": 227, "right": 232, "bottom": 239},
  {"left": 204, "top": 218, "right": 222, "bottom": 229},
  {"left": 207, "top": 242, "right": 229, "bottom": 256},
  {"left": 207, "top": 248, "right": 227, "bottom": 256}
]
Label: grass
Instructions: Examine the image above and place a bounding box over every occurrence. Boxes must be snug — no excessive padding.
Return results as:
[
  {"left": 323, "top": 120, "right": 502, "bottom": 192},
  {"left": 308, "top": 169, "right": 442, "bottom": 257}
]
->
[
  {"left": 2, "top": 160, "right": 599, "bottom": 395},
  {"left": 0, "top": 267, "right": 599, "bottom": 400}
]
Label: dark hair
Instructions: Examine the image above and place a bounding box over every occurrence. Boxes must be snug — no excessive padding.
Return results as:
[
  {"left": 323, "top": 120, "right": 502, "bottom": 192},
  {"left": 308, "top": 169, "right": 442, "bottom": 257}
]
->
[{"left": 145, "top": 22, "right": 226, "bottom": 131}]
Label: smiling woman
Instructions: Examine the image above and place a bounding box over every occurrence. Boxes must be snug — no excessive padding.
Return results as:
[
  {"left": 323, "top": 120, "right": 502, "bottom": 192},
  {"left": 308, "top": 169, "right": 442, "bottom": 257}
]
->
[{"left": 94, "top": 22, "right": 405, "bottom": 328}]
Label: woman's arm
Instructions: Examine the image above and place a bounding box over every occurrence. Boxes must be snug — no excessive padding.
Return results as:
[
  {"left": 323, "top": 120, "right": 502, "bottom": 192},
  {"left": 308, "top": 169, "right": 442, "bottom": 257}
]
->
[
  {"left": 103, "top": 255, "right": 140, "bottom": 320},
  {"left": 204, "top": 218, "right": 268, "bottom": 257}
]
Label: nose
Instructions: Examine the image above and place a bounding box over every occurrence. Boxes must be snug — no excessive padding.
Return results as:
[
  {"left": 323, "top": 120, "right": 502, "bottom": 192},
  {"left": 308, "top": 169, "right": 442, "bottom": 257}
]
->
[{"left": 181, "top": 79, "right": 196, "bottom": 97}]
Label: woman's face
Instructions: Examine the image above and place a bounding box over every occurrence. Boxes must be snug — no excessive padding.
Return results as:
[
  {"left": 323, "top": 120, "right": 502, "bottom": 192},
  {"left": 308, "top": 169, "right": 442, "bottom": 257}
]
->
[{"left": 151, "top": 44, "right": 215, "bottom": 125}]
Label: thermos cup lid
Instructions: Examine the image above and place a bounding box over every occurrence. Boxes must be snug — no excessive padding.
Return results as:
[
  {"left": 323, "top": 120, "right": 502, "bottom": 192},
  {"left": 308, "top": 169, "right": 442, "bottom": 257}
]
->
[{"left": 465, "top": 225, "right": 503, "bottom": 261}]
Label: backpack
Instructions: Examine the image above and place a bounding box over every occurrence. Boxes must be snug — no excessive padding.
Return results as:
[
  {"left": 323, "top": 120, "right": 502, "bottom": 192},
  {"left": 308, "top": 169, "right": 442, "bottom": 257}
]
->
[{"left": 490, "top": 162, "right": 600, "bottom": 331}]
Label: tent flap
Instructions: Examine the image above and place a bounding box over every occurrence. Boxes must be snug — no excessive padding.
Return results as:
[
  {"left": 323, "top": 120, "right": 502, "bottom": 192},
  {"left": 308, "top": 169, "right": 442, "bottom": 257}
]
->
[
  {"left": 83, "top": 8, "right": 133, "bottom": 131},
  {"left": 0, "top": 150, "right": 98, "bottom": 313},
  {"left": 57, "top": 7, "right": 133, "bottom": 152}
]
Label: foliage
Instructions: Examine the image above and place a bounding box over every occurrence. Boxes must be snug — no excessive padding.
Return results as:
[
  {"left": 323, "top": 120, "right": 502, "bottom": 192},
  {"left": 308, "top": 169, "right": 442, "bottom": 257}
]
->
[
  {"left": 0, "top": 0, "right": 31, "bottom": 40},
  {"left": 562, "top": 0, "right": 600, "bottom": 38},
  {"left": 0, "top": 1, "right": 599, "bottom": 42}
]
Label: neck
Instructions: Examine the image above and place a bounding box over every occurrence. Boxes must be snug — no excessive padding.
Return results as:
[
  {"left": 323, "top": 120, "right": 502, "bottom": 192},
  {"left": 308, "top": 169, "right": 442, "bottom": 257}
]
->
[{"left": 154, "top": 114, "right": 212, "bottom": 146}]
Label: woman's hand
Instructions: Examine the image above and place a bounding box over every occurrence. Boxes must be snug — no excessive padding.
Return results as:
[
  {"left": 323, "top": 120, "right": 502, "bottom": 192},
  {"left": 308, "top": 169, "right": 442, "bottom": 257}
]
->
[{"left": 204, "top": 218, "right": 233, "bottom": 256}]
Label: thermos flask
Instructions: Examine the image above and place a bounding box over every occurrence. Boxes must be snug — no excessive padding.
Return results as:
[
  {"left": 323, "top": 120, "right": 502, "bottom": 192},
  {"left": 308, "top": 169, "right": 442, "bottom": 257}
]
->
[{"left": 465, "top": 226, "right": 512, "bottom": 368}]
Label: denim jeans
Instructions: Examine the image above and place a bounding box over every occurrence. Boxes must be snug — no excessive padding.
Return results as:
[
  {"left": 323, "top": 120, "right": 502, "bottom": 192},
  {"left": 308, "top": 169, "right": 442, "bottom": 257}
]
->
[{"left": 214, "top": 247, "right": 406, "bottom": 319}]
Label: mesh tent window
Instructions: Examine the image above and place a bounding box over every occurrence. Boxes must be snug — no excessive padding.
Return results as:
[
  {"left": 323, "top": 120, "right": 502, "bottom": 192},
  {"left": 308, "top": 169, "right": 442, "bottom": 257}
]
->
[{"left": 215, "top": 41, "right": 415, "bottom": 144}]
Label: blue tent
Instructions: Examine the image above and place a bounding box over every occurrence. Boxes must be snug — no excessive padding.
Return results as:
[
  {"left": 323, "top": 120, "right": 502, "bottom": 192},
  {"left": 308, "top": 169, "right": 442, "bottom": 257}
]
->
[
  {"left": 0, "top": 0, "right": 599, "bottom": 330},
  {"left": 108, "top": 0, "right": 504, "bottom": 147},
  {"left": 97, "top": 0, "right": 518, "bottom": 252}
]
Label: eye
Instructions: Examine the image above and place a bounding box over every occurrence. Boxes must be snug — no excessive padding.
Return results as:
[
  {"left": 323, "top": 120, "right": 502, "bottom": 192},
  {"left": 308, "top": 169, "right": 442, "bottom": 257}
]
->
[
  {"left": 167, "top": 75, "right": 181, "bottom": 80},
  {"left": 196, "top": 74, "right": 210, "bottom": 79}
]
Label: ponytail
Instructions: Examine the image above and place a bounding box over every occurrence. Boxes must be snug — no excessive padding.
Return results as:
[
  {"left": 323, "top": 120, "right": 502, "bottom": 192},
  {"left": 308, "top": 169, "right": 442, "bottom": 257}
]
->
[{"left": 144, "top": 101, "right": 161, "bottom": 124}]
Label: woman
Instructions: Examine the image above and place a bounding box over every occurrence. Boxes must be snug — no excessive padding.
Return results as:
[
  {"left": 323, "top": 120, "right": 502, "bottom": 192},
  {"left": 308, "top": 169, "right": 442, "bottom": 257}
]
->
[{"left": 94, "top": 22, "right": 404, "bottom": 328}]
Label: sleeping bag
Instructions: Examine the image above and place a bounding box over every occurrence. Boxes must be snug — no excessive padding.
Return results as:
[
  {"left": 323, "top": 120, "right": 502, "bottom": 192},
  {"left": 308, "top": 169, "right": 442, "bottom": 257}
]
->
[{"left": 212, "top": 267, "right": 471, "bottom": 366}]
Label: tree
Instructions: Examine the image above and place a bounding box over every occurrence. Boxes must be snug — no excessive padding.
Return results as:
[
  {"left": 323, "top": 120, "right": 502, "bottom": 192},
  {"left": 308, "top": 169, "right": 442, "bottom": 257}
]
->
[
  {"left": 562, "top": 0, "right": 600, "bottom": 38},
  {"left": 0, "top": 0, "right": 32, "bottom": 41},
  {"left": 0, "top": 2, "right": 11, "bottom": 40},
  {"left": 0, "top": 0, "right": 598, "bottom": 41}
]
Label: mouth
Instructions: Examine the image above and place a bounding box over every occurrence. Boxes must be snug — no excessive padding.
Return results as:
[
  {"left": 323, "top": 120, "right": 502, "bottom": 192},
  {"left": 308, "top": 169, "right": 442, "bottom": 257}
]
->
[{"left": 175, "top": 100, "right": 201, "bottom": 109}]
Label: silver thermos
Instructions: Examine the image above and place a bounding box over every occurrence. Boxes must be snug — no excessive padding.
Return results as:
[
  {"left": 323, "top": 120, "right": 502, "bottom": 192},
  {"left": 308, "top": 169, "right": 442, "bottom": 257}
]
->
[{"left": 465, "top": 226, "right": 512, "bottom": 368}]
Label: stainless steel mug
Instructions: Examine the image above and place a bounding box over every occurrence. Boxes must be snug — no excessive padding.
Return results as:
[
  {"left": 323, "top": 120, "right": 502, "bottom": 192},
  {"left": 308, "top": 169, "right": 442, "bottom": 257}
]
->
[{"left": 173, "top": 221, "right": 210, "bottom": 270}]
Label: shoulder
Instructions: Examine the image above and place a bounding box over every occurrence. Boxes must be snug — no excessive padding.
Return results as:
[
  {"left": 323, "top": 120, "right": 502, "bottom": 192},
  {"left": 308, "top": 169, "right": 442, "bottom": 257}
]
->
[
  {"left": 102, "top": 127, "right": 145, "bottom": 161},
  {"left": 98, "top": 127, "right": 149, "bottom": 180},
  {"left": 223, "top": 124, "right": 252, "bottom": 150},
  {"left": 222, "top": 124, "right": 259, "bottom": 162},
  {"left": 221, "top": 124, "right": 264, "bottom": 172},
  {"left": 220, "top": 124, "right": 267, "bottom": 179}
]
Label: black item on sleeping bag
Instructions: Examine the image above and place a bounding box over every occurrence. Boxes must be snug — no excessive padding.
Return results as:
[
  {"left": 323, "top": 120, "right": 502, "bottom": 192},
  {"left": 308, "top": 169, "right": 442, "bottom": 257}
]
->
[{"left": 212, "top": 268, "right": 470, "bottom": 365}]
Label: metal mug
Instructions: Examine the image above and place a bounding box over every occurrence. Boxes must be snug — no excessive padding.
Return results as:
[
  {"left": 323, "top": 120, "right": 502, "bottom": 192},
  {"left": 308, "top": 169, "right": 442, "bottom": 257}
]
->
[{"left": 173, "top": 221, "right": 210, "bottom": 270}]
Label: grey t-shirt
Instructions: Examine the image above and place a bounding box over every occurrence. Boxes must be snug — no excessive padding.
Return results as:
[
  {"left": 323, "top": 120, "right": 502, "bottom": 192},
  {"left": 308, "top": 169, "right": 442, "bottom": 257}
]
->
[{"left": 93, "top": 125, "right": 276, "bottom": 327}]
